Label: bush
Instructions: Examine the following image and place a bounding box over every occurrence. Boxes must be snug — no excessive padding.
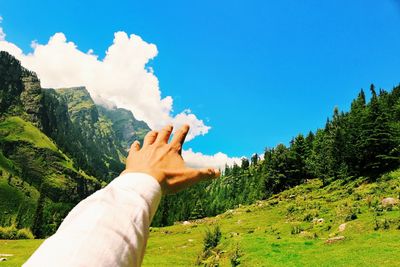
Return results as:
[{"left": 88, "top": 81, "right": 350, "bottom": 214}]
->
[
  {"left": 291, "top": 224, "right": 303, "bottom": 235},
  {"left": 0, "top": 225, "right": 18, "bottom": 239},
  {"left": 0, "top": 225, "right": 34, "bottom": 239},
  {"left": 286, "top": 204, "right": 297, "bottom": 215},
  {"left": 345, "top": 212, "right": 358, "bottom": 222},
  {"left": 230, "top": 244, "right": 242, "bottom": 267},
  {"left": 203, "top": 225, "right": 222, "bottom": 252},
  {"left": 16, "top": 228, "right": 34, "bottom": 239},
  {"left": 303, "top": 210, "right": 318, "bottom": 222},
  {"left": 196, "top": 225, "right": 223, "bottom": 266}
]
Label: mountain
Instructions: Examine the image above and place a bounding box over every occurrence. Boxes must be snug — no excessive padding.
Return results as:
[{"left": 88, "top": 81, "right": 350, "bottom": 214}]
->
[
  {"left": 0, "top": 51, "right": 150, "bottom": 237},
  {"left": 97, "top": 105, "right": 150, "bottom": 151}
]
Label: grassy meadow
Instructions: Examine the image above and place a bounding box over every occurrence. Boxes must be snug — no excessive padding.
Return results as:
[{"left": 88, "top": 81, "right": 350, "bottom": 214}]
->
[{"left": 1, "top": 170, "right": 399, "bottom": 266}]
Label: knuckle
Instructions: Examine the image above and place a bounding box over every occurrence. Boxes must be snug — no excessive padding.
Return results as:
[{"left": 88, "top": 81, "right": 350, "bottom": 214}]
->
[
  {"left": 171, "top": 143, "right": 182, "bottom": 151},
  {"left": 146, "top": 131, "right": 155, "bottom": 138}
]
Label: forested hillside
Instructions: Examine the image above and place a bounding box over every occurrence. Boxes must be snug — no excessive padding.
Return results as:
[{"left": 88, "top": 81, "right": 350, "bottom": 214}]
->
[
  {"left": 153, "top": 84, "right": 400, "bottom": 226},
  {"left": 0, "top": 51, "right": 150, "bottom": 237}
]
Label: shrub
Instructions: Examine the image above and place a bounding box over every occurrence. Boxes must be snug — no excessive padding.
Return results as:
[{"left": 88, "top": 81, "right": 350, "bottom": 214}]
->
[
  {"left": 230, "top": 244, "right": 242, "bottom": 267},
  {"left": 196, "top": 225, "right": 223, "bottom": 266},
  {"left": 0, "top": 225, "right": 18, "bottom": 239},
  {"left": 291, "top": 224, "right": 303, "bottom": 235},
  {"left": 383, "top": 218, "right": 390, "bottom": 230},
  {"left": 286, "top": 204, "right": 297, "bottom": 215},
  {"left": 16, "top": 228, "right": 34, "bottom": 239},
  {"left": 303, "top": 210, "right": 318, "bottom": 222},
  {"left": 374, "top": 218, "right": 391, "bottom": 230},
  {"left": 203, "top": 225, "right": 222, "bottom": 252},
  {"left": 345, "top": 212, "right": 358, "bottom": 222},
  {"left": 0, "top": 225, "right": 34, "bottom": 239}
]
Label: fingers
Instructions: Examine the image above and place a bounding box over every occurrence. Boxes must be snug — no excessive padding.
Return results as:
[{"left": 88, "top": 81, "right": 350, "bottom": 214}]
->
[
  {"left": 165, "top": 167, "right": 220, "bottom": 193},
  {"left": 130, "top": 140, "right": 141, "bottom": 153},
  {"left": 127, "top": 141, "right": 140, "bottom": 158},
  {"left": 143, "top": 131, "right": 158, "bottom": 146},
  {"left": 170, "top": 124, "right": 190, "bottom": 151},
  {"left": 155, "top": 125, "right": 173, "bottom": 144}
]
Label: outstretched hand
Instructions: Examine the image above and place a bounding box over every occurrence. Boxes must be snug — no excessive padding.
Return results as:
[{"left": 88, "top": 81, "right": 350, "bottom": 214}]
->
[{"left": 122, "top": 125, "right": 220, "bottom": 194}]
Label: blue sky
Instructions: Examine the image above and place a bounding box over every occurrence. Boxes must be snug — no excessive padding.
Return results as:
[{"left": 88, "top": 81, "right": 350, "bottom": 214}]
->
[{"left": 1, "top": 0, "right": 400, "bottom": 159}]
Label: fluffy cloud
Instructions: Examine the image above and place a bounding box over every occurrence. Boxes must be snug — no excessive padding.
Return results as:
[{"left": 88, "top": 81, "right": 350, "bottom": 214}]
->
[
  {"left": 0, "top": 23, "right": 242, "bottom": 168},
  {"left": 0, "top": 16, "right": 5, "bottom": 41},
  {"left": 182, "top": 149, "right": 242, "bottom": 170},
  {"left": 0, "top": 29, "right": 209, "bottom": 140}
]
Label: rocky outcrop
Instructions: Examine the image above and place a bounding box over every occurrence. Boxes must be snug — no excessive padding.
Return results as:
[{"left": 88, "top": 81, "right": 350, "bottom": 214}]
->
[
  {"left": 20, "top": 74, "right": 43, "bottom": 128},
  {"left": 97, "top": 105, "right": 150, "bottom": 151},
  {"left": 0, "top": 51, "right": 24, "bottom": 114}
]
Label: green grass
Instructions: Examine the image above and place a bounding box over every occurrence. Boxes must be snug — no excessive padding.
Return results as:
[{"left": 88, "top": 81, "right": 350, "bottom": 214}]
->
[
  {"left": 0, "top": 240, "right": 42, "bottom": 266},
  {"left": 0, "top": 117, "right": 58, "bottom": 151},
  {"left": 2, "top": 171, "right": 399, "bottom": 266}
]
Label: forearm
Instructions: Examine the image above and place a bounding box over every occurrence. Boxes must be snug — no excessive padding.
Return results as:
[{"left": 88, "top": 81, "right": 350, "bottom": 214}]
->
[{"left": 24, "top": 173, "right": 162, "bottom": 267}]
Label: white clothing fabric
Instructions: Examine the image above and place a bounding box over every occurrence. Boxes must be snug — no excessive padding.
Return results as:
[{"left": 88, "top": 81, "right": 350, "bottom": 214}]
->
[{"left": 23, "top": 172, "right": 162, "bottom": 267}]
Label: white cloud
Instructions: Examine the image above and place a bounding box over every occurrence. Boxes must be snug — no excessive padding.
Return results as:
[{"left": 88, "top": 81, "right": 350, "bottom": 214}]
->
[
  {"left": 0, "top": 16, "right": 5, "bottom": 41},
  {"left": 0, "top": 24, "right": 240, "bottom": 169},
  {"left": 183, "top": 148, "right": 242, "bottom": 170},
  {"left": 0, "top": 30, "right": 209, "bottom": 140}
]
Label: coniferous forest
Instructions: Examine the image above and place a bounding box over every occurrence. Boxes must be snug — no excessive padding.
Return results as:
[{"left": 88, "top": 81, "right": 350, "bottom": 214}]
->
[{"left": 152, "top": 85, "right": 400, "bottom": 226}]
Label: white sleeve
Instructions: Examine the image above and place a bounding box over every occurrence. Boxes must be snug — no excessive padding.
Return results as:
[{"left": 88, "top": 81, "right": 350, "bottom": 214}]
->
[{"left": 23, "top": 172, "right": 162, "bottom": 267}]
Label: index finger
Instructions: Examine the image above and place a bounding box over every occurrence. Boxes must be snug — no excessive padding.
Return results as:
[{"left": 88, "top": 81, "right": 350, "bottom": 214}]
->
[{"left": 170, "top": 124, "right": 190, "bottom": 148}]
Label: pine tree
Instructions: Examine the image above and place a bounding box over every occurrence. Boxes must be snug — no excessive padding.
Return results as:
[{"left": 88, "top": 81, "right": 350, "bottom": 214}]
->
[{"left": 32, "top": 187, "right": 45, "bottom": 238}]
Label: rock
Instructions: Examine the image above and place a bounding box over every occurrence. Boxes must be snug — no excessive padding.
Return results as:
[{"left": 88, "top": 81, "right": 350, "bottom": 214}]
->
[
  {"left": 182, "top": 221, "right": 191, "bottom": 225},
  {"left": 381, "top": 197, "right": 398, "bottom": 207},
  {"left": 338, "top": 223, "right": 346, "bottom": 232},
  {"left": 226, "top": 209, "right": 234, "bottom": 214},
  {"left": 325, "top": 236, "right": 345, "bottom": 244}
]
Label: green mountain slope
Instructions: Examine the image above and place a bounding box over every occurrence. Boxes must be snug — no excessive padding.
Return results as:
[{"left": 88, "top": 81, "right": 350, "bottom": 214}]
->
[
  {"left": 97, "top": 105, "right": 150, "bottom": 151},
  {"left": 144, "top": 170, "right": 400, "bottom": 266},
  {"left": 0, "top": 116, "right": 101, "bottom": 236},
  {"left": 0, "top": 51, "right": 150, "bottom": 237},
  {"left": 2, "top": 169, "right": 399, "bottom": 266}
]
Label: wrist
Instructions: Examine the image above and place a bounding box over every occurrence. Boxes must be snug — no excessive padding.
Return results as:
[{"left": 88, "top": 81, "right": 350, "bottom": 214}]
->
[{"left": 122, "top": 169, "right": 164, "bottom": 184}]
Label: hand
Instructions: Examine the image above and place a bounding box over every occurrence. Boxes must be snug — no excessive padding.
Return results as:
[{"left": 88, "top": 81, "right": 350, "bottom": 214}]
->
[{"left": 122, "top": 125, "right": 220, "bottom": 194}]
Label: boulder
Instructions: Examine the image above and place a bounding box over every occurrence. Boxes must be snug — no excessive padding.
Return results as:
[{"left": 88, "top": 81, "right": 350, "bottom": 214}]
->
[
  {"left": 381, "top": 197, "right": 398, "bottom": 207},
  {"left": 325, "top": 236, "right": 345, "bottom": 244},
  {"left": 338, "top": 223, "right": 346, "bottom": 232}
]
